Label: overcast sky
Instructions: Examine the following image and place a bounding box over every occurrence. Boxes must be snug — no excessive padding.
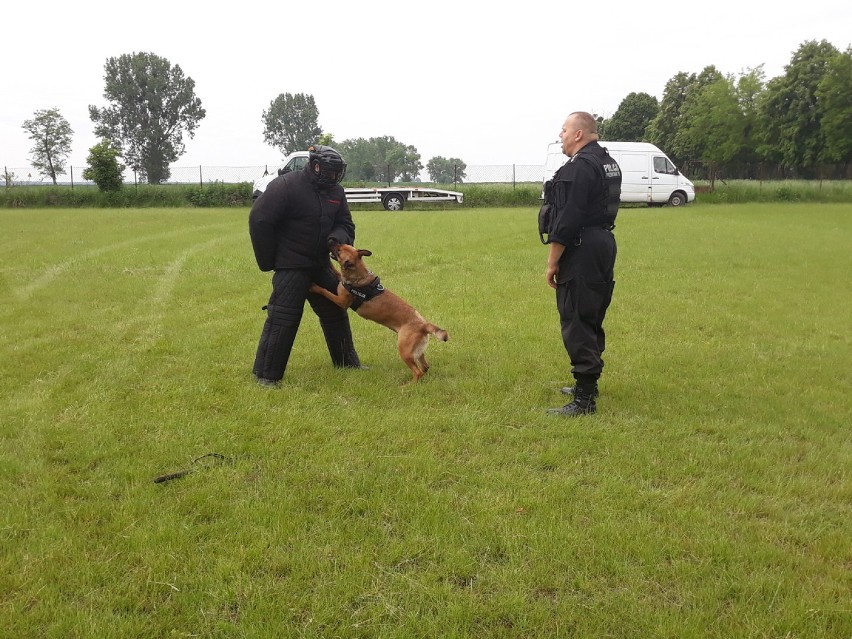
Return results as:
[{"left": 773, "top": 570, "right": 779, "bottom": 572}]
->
[{"left": 2, "top": 0, "right": 849, "bottom": 175}]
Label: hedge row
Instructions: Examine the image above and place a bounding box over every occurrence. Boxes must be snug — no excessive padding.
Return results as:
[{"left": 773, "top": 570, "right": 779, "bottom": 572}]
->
[{"left": 1, "top": 180, "right": 850, "bottom": 208}]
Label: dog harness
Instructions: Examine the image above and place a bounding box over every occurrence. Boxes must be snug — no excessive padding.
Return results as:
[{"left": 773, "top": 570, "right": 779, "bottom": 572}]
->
[{"left": 344, "top": 276, "right": 385, "bottom": 310}]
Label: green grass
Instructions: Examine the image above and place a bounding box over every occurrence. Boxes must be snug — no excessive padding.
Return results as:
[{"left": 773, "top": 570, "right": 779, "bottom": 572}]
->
[{"left": 1, "top": 204, "right": 850, "bottom": 638}]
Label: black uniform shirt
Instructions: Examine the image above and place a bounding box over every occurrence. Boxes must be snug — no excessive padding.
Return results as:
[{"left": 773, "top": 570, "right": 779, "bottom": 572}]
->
[{"left": 548, "top": 141, "right": 612, "bottom": 247}]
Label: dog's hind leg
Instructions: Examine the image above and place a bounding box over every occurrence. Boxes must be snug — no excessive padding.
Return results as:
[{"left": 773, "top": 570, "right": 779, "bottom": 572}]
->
[
  {"left": 416, "top": 335, "right": 430, "bottom": 374},
  {"left": 398, "top": 328, "right": 428, "bottom": 381},
  {"left": 417, "top": 353, "right": 430, "bottom": 374}
]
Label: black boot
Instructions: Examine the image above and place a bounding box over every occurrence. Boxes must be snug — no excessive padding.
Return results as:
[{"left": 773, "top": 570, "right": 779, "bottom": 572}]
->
[
  {"left": 548, "top": 383, "right": 597, "bottom": 416},
  {"left": 559, "top": 382, "right": 599, "bottom": 397}
]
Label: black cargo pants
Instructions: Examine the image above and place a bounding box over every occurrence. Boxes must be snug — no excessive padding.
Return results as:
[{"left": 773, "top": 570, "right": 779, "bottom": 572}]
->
[{"left": 555, "top": 228, "right": 617, "bottom": 383}]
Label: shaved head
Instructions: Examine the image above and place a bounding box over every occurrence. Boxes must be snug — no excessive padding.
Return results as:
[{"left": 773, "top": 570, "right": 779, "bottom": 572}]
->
[
  {"left": 567, "top": 111, "right": 599, "bottom": 137},
  {"left": 560, "top": 111, "right": 599, "bottom": 156}
]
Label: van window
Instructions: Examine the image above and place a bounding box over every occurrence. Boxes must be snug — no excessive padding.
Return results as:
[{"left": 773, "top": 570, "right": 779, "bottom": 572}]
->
[{"left": 653, "top": 156, "right": 677, "bottom": 175}]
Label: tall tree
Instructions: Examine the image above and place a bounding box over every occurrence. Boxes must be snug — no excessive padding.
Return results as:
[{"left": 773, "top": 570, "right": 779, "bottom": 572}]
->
[
  {"left": 89, "top": 52, "right": 206, "bottom": 184},
  {"left": 757, "top": 39, "right": 839, "bottom": 171},
  {"left": 675, "top": 76, "right": 744, "bottom": 185},
  {"left": 733, "top": 66, "right": 766, "bottom": 166},
  {"left": 21, "top": 108, "right": 73, "bottom": 185},
  {"left": 317, "top": 133, "right": 336, "bottom": 147},
  {"left": 647, "top": 67, "right": 726, "bottom": 164},
  {"left": 816, "top": 46, "right": 852, "bottom": 165},
  {"left": 594, "top": 114, "right": 607, "bottom": 139},
  {"left": 426, "top": 156, "right": 467, "bottom": 183},
  {"left": 602, "top": 92, "right": 659, "bottom": 141},
  {"left": 262, "top": 93, "right": 323, "bottom": 156},
  {"left": 645, "top": 72, "right": 694, "bottom": 163},
  {"left": 339, "top": 137, "right": 423, "bottom": 183}
]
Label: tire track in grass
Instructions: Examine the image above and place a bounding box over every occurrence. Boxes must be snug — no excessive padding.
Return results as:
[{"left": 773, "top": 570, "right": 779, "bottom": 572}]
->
[
  {"left": 130, "top": 235, "right": 230, "bottom": 348},
  {"left": 11, "top": 223, "right": 234, "bottom": 302},
  {"left": 1, "top": 229, "right": 242, "bottom": 418}
]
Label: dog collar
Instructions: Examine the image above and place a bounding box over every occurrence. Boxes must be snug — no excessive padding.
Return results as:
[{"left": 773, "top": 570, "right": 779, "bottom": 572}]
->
[{"left": 344, "top": 276, "right": 385, "bottom": 310}]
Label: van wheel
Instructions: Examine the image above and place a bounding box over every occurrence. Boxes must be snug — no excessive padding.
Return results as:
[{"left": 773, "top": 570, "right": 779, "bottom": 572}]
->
[
  {"left": 668, "top": 192, "right": 687, "bottom": 207},
  {"left": 382, "top": 193, "right": 405, "bottom": 211}
]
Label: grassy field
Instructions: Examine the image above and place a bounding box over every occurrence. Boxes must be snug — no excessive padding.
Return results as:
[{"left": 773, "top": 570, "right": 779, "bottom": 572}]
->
[{"left": 1, "top": 204, "right": 850, "bottom": 638}]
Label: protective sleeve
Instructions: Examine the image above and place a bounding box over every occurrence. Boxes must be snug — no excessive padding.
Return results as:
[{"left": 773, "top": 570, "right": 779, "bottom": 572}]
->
[
  {"left": 248, "top": 177, "right": 287, "bottom": 271},
  {"left": 547, "top": 159, "right": 596, "bottom": 246},
  {"left": 328, "top": 194, "right": 356, "bottom": 247}
]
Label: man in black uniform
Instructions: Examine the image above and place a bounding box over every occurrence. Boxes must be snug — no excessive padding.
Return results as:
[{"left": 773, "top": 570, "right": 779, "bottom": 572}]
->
[
  {"left": 249, "top": 145, "right": 362, "bottom": 387},
  {"left": 543, "top": 112, "right": 622, "bottom": 416}
]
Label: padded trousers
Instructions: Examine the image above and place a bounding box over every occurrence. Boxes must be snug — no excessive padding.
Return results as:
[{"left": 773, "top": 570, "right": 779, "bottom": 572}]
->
[{"left": 252, "top": 266, "right": 360, "bottom": 381}]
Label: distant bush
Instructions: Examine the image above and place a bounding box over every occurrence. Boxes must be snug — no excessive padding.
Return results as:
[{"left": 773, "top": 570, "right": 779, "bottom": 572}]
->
[
  {"left": 186, "top": 182, "right": 254, "bottom": 207},
  {"left": 0, "top": 183, "right": 254, "bottom": 208},
  {"left": 83, "top": 140, "right": 125, "bottom": 192},
  {"left": 453, "top": 183, "right": 542, "bottom": 207}
]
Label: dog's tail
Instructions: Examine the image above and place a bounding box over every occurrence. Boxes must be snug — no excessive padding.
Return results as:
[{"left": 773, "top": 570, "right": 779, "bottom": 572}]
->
[{"left": 426, "top": 324, "right": 449, "bottom": 342}]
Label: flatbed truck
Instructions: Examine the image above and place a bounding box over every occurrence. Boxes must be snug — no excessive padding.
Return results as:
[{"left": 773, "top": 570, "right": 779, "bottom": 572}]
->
[{"left": 252, "top": 152, "right": 464, "bottom": 211}]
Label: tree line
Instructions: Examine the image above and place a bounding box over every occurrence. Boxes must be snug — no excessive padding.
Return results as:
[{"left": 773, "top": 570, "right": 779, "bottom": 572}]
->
[
  {"left": 597, "top": 40, "right": 851, "bottom": 182},
  {"left": 14, "top": 40, "right": 850, "bottom": 190},
  {"left": 15, "top": 52, "right": 467, "bottom": 190}
]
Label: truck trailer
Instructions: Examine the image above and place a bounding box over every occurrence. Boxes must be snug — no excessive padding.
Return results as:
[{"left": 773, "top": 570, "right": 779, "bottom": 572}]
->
[{"left": 253, "top": 152, "right": 464, "bottom": 211}]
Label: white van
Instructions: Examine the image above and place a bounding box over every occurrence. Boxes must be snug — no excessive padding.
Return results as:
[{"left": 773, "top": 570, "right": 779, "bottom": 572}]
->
[{"left": 544, "top": 141, "right": 695, "bottom": 206}]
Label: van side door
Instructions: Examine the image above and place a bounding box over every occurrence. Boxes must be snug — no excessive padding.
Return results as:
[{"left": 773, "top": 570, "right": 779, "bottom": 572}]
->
[
  {"left": 616, "top": 152, "right": 652, "bottom": 203},
  {"left": 650, "top": 155, "right": 679, "bottom": 203}
]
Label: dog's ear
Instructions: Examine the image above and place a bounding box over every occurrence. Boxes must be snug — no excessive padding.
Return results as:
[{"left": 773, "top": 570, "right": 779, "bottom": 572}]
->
[{"left": 358, "top": 249, "right": 372, "bottom": 257}]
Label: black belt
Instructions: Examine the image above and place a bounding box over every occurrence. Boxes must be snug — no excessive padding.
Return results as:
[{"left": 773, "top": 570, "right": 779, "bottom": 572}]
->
[{"left": 582, "top": 224, "right": 615, "bottom": 232}]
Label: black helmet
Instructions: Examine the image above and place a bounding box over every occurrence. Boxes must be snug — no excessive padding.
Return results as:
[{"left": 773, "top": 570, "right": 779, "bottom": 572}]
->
[{"left": 308, "top": 145, "right": 346, "bottom": 187}]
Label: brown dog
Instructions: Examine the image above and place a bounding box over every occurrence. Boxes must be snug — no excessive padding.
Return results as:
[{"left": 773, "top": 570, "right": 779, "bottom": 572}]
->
[{"left": 310, "top": 243, "right": 449, "bottom": 381}]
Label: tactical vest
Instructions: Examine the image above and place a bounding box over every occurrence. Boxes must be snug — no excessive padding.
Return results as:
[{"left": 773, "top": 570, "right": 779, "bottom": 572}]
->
[
  {"left": 539, "top": 143, "right": 622, "bottom": 243},
  {"left": 570, "top": 144, "right": 622, "bottom": 223}
]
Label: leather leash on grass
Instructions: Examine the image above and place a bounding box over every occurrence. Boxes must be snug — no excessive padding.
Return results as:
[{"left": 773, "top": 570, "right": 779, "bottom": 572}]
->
[{"left": 153, "top": 452, "right": 229, "bottom": 484}]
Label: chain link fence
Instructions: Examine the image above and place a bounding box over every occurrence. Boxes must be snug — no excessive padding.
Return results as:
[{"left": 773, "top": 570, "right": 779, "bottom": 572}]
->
[
  {"left": 2, "top": 163, "right": 548, "bottom": 188},
  {"left": 8, "top": 161, "right": 847, "bottom": 189},
  {"left": 680, "top": 161, "right": 852, "bottom": 182}
]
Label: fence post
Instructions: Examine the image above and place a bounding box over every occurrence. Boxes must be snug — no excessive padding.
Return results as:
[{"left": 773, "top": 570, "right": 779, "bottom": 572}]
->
[
  {"left": 387, "top": 164, "right": 391, "bottom": 187},
  {"left": 70, "top": 166, "right": 74, "bottom": 190},
  {"left": 453, "top": 164, "right": 458, "bottom": 186},
  {"left": 513, "top": 164, "right": 516, "bottom": 190},
  {"left": 134, "top": 170, "right": 138, "bottom": 193},
  {"left": 199, "top": 165, "right": 203, "bottom": 188},
  {"left": 3, "top": 166, "right": 6, "bottom": 189}
]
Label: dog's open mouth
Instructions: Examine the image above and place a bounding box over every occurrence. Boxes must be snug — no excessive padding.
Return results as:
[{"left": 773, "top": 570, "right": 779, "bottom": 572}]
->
[{"left": 327, "top": 238, "right": 342, "bottom": 261}]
